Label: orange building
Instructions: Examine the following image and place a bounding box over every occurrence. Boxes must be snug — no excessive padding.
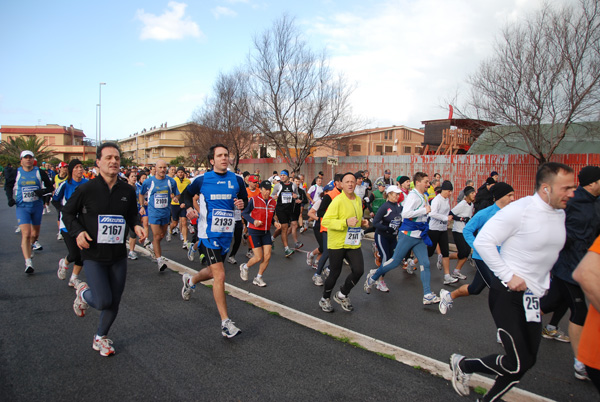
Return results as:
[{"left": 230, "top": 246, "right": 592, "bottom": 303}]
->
[
  {"left": 0, "top": 124, "right": 96, "bottom": 161},
  {"left": 312, "top": 125, "right": 424, "bottom": 157}
]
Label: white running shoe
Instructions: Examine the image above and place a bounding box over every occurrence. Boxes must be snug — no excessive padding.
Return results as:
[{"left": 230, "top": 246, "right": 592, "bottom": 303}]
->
[
  {"left": 452, "top": 270, "right": 467, "bottom": 280},
  {"left": 68, "top": 277, "right": 82, "bottom": 288},
  {"left": 444, "top": 275, "right": 459, "bottom": 285},
  {"left": 32, "top": 241, "right": 43, "bottom": 251},
  {"left": 406, "top": 258, "right": 416, "bottom": 274},
  {"left": 245, "top": 250, "right": 254, "bottom": 259},
  {"left": 436, "top": 254, "right": 443, "bottom": 270},
  {"left": 15, "top": 226, "right": 21, "bottom": 233},
  {"left": 240, "top": 263, "right": 249, "bottom": 281},
  {"left": 57, "top": 232, "right": 63, "bottom": 241},
  {"left": 306, "top": 252, "right": 314, "bottom": 266},
  {"left": 312, "top": 274, "right": 324, "bottom": 286},
  {"left": 450, "top": 353, "right": 471, "bottom": 396},
  {"left": 181, "top": 274, "right": 195, "bottom": 301},
  {"left": 73, "top": 282, "right": 89, "bottom": 317},
  {"left": 253, "top": 276, "right": 267, "bottom": 287},
  {"left": 423, "top": 292, "right": 441, "bottom": 305},
  {"left": 226, "top": 256, "right": 237, "bottom": 265},
  {"left": 92, "top": 336, "right": 115, "bottom": 357},
  {"left": 376, "top": 278, "right": 390, "bottom": 292},
  {"left": 166, "top": 230, "right": 172, "bottom": 242},
  {"left": 157, "top": 257, "right": 168, "bottom": 272},
  {"left": 128, "top": 251, "right": 138, "bottom": 260},
  {"left": 439, "top": 289, "right": 453, "bottom": 314},
  {"left": 57, "top": 258, "right": 69, "bottom": 280},
  {"left": 221, "top": 319, "right": 241, "bottom": 338}
]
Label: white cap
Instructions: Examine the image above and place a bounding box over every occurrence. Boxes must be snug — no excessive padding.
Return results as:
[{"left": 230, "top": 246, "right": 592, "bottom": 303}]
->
[
  {"left": 385, "top": 185, "right": 402, "bottom": 194},
  {"left": 274, "top": 176, "right": 281, "bottom": 181},
  {"left": 20, "top": 150, "right": 34, "bottom": 159}
]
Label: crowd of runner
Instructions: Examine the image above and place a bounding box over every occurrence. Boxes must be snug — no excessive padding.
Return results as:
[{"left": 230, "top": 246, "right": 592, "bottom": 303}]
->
[{"left": 4, "top": 144, "right": 600, "bottom": 400}]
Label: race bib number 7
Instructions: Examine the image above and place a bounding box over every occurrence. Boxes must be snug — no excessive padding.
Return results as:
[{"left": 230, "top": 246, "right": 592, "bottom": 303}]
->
[
  {"left": 211, "top": 209, "right": 235, "bottom": 233},
  {"left": 97, "top": 215, "right": 126, "bottom": 244},
  {"left": 523, "top": 289, "right": 541, "bottom": 322}
]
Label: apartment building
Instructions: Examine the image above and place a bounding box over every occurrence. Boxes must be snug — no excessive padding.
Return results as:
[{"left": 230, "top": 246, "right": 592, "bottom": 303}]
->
[
  {"left": 0, "top": 124, "right": 96, "bottom": 161},
  {"left": 312, "top": 125, "right": 424, "bottom": 157}
]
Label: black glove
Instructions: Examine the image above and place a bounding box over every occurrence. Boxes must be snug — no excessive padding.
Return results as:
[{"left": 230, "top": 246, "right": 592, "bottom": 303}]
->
[
  {"left": 34, "top": 189, "right": 46, "bottom": 198},
  {"left": 8, "top": 198, "right": 16, "bottom": 207}
]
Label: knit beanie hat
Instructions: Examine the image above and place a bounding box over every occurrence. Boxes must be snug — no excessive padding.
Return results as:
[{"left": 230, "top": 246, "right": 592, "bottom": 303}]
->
[
  {"left": 68, "top": 159, "right": 82, "bottom": 178},
  {"left": 492, "top": 182, "right": 514, "bottom": 200},
  {"left": 441, "top": 180, "right": 453, "bottom": 191},
  {"left": 397, "top": 175, "right": 410, "bottom": 185},
  {"left": 578, "top": 166, "right": 600, "bottom": 187}
]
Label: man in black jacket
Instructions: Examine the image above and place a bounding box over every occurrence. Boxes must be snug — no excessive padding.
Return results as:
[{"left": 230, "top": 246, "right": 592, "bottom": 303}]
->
[
  {"left": 473, "top": 177, "right": 496, "bottom": 214},
  {"left": 541, "top": 165, "right": 600, "bottom": 381},
  {"left": 62, "top": 142, "right": 146, "bottom": 357}
]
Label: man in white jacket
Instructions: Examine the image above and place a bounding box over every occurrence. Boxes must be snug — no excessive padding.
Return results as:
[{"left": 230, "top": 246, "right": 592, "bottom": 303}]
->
[{"left": 449, "top": 162, "right": 575, "bottom": 402}]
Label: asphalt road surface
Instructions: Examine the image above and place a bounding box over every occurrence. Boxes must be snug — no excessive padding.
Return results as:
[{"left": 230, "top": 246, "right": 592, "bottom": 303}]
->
[{"left": 0, "top": 195, "right": 596, "bottom": 401}]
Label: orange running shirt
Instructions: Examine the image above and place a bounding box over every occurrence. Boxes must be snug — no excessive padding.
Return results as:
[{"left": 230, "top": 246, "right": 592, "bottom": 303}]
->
[{"left": 577, "top": 235, "right": 600, "bottom": 370}]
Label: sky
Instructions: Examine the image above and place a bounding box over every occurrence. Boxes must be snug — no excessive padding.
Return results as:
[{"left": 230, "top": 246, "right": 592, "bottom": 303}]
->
[{"left": 0, "top": 0, "right": 575, "bottom": 142}]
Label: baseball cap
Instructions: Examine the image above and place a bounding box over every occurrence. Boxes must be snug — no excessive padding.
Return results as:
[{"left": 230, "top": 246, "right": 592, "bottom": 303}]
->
[
  {"left": 259, "top": 180, "right": 272, "bottom": 190},
  {"left": 58, "top": 162, "right": 68, "bottom": 168},
  {"left": 385, "top": 185, "right": 402, "bottom": 194},
  {"left": 248, "top": 175, "right": 259, "bottom": 183},
  {"left": 20, "top": 150, "right": 34, "bottom": 159},
  {"left": 273, "top": 176, "right": 281, "bottom": 181}
]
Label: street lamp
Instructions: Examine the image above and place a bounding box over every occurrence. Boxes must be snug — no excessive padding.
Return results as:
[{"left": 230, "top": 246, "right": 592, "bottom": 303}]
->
[{"left": 98, "top": 82, "right": 106, "bottom": 144}]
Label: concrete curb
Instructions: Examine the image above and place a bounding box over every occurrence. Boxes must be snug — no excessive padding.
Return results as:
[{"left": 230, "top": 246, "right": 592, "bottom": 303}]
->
[{"left": 135, "top": 244, "right": 554, "bottom": 402}]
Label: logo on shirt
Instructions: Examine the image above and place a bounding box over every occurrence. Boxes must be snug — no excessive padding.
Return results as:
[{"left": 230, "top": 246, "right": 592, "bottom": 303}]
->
[
  {"left": 121, "top": 197, "right": 128, "bottom": 202},
  {"left": 213, "top": 209, "right": 231, "bottom": 216},
  {"left": 99, "top": 216, "right": 125, "bottom": 223},
  {"left": 228, "top": 181, "right": 234, "bottom": 189},
  {"left": 217, "top": 181, "right": 226, "bottom": 184}
]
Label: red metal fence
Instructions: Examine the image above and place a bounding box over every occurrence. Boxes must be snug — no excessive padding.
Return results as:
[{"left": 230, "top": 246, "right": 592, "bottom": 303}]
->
[{"left": 238, "top": 154, "right": 600, "bottom": 202}]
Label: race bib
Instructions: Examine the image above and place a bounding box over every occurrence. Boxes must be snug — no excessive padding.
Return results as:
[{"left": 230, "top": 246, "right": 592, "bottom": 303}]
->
[
  {"left": 154, "top": 193, "right": 169, "bottom": 208},
  {"left": 211, "top": 209, "right": 235, "bottom": 233},
  {"left": 22, "top": 186, "right": 39, "bottom": 202},
  {"left": 345, "top": 227, "right": 363, "bottom": 246},
  {"left": 390, "top": 217, "right": 401, "bottom": 230},
  {"left": 97, "top": 215, "right": 126, "bottom": 244},
  {"left": 281, "top": 192, "right": 293, "bottom": 204},
  {"left": 523, "top": 289, "right": 541, "bottom": 322}
]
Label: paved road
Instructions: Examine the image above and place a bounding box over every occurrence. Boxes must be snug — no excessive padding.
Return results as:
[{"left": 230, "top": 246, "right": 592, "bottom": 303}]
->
[{"left": 0, "top": 196, "right": 596, "bottom": 401}]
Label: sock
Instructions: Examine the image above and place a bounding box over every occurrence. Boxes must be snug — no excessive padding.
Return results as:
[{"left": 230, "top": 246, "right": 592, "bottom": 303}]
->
[
  {"left": 256, "top": 274, "right": 262, "bottom": 279},
  {"left": 221, "top": 318, "right": 230, "bottom": 326},
  {"left": 444, "top": 274, "right": 452, "bottom": 280},
  {"left": 453, "top": 269, "right": 461, "bottom": 274},
  {"left": 25, "top": 258, "right": 32, "bottom": 266},
  {"left": 546, "top": 324, "right": 557, "bottom": 331},
  {"left": 71, "top": 274, "right": 79, "bottom": 280},
  {"left": 95, "top": 335, "right": 104, "bottom": 341},
  {"left": 337, "top": 291, "right": 346, "bottom": 299}
]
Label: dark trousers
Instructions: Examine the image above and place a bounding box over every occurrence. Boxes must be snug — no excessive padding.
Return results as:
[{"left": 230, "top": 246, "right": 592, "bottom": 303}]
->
[{"left": 323, "top": 248, "right": 364, "bottom": 299}]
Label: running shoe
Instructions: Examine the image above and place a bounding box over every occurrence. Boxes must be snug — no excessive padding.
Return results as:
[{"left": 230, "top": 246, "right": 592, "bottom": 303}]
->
[
  {"left": 15, "top": 226, "right": 21, "bottom": 233},
  {"left": 364, "top": 271, "right": 375, "bottom": 294},
  {"left": 172, "top": 227, "right": 179, "bottom": 236},
  {"left": 143, "top": 238, "right": 151, "bottom": 247},
  {"left": 73, "top": 282, "right": 89, "bottom": 317},
  {"left": 240, "top": 263, "right": 249, "bottom": 281},
  {"left": 166, "top": 230, "right": 172, "bottom": 242},
  {"left": 319, "top": 297, "right": 333, "bottom": 313},
  {"left": 284, "top": 248, "right": 294, "bottom": 258},
  {"left": 157, "top": 256, "right": 168, "bottom": 272},
  {"left": 333, "top": 292, "right": 354, "bottom": 312},
  {"left": 436, "top": 254, "right": 443, "bottom": 270},
  {"left": 57, "top": 232, "right": 63, "bottom": 241},
  {"left": 57, "top": 258, "right": 69, "bottom": 280},
  {"left": 575, "top": 364, "right": 590, "bottom": 381},
  {"left": 312, "top": 274, "right": 324, "bottom": 286},
  {"left": 323, "top": 267, "right": 330, "bottom": 280},
  {"left": 439, "top": 289, "right": 453, "bottom": 315},
  {"left": 146, "top": 243, "right": 156, "bottom": 260},
  {"left": 92, "top": 336, "right": 115, "bottom": 357},
  {"left": 450, "top": 353, "right": 471, "bottom": 396},
  {"left": 444, "top": 275, "right": 459, "bottom": 285},
  {"left": 406, "top": 258, "right": 416, "bottom": 274},
  {"left": 242, "top": 233, "right": 248, "bottom": 246},
  {"left": 226, "top": 256, "right": 237, "bottom": 265},
  {"left": 181, "top": 242, "right": 187, "bottom": 249},
  {"left": 245, "top": 250, "right": 254, "bottom": 259},
  {"left": 180, "top": 233, "right": 184, "bottom": 242},
  {"left": 294, "top": 241, "right": 303, "bottom": 249},
  {"left": 24, "top": 264, "right": 34, "bottom": 274},
  {"left": 253, "top": 276, "right": 267, "bottom": 287},
  {"left": 128, "top": 251, "right": 138, "bottom": 260},
  {"left": 46, "top": 205, "right": 51, "bottom": 214},
  {"left": 423, "top": 292, "right": 441, "bottom": 305},
  {"left": 32, "top": 241, "right": 43, "bottom": 251},
  {"left": 306, "top": 251, "right": 314, "bottom": 267},
  {"left": 468, "top": 257, "right": 476, "bottom": 267},
  {"left": 187, "top": 243, "right": 196, "bottom": 261},
  {"left": 541, "top": 327, "right": 570, "bottom": 343},
  {"left": 221, "top": 319, "right": 241, "bottom": 338},
  {"left": 452, "top": 270, "right": 467, "bottom": 280},
  {"left": 68, "top": 277, "right": 82, "bottom": 288},
  {"left": 181, "top": 273, "right": 195, "bottom": 301},
  {"left": 376, "top": 278, "right": 390, "bottom": 292}
]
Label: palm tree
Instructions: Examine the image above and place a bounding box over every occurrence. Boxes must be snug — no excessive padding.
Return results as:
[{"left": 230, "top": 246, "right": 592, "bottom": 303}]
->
[{"left": 0, "top": 136, "right": 55, "bottom": 163}]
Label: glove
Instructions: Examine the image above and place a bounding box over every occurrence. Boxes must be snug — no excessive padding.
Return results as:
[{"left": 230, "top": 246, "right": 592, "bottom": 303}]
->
[
  {"left": 34, "top": 189, "right": 46, "bottom": 198},
  {"left": 8, "top": 198, "right": 16, "bottom": 207}
]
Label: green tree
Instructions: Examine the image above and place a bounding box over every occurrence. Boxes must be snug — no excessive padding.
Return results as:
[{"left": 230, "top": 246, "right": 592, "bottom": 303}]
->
[
  {"left": 0, "top": 136, "right": 55, "bottom": 163},
  {"left": 170, "top": 155, "right": 186, "bottom": 166}
]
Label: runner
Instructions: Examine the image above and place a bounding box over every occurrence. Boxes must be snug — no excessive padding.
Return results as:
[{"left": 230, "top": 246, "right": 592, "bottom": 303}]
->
[
  {"left": 42, "top": 163, "right": 56, "bottom": 214},
  {"left": 239, "top": 180, "right": 281, "bottom": 286},
  {"left": 271, "top": 170, "right": 299, "bottom": 257},
  {"left": 318, "top": 172, "right": 369, "bottom": 312},
  {"left": 139, "top": 159, "right": 179, "bottom": 272},
  {"left": 449, "top": 162, "right": 575, "bottom": 401},
  {"left": 572, "top": 235, "right": 600, "bottom": 393},
  {"left": 306, "top": 190, "right": 324, "bottom": 271},
  {"left": 180, "top": 143, "right": 248, "bottom": 338},
  {"left": 135, "top": 171, "right": 150, "bottom": 250},
  {"left": 62, "top": 142, "right": 146, "bottom": 357},
  {"left": 168, "top": 166, "right": 191, "bottom": 248},
  {"left": 288, "top": 176, "right": 306, "bottom": 249},
  {"left": 365, "top": 172, "right": 441, "bottom": 305},
  {"left": 126, "top": 171, "right": 140, "bottom": 260},
  {"left": 369, "top": 185, "right": 403, "bottom": 292},
  {"left": 540, "top": 165, "right": 600, "bottom": 381},
  {"left": 447, "top": 186, "right": 476, "bottom": 281},
  {"left": 438, "top": 182, "right": 515, "bottom": 314},
  {"left": 4, "top": 150, "right": 54, "bottom": 274},
  {"left": 473, "top": 177, "right": 496, "bottom": 214},
  {"left": 427, "top": 180, "right": 458, "bottom": 285},
  {"left": 54, "top": 159, "right": 88, "bottom": 287},
  {"left": 54, "top": 162, "right": 69, "bottom": 240}
]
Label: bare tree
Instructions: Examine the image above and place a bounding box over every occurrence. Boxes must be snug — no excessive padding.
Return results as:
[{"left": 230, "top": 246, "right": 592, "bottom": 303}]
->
[
  {"left": 189, "top": 71, "right": 255, "bottom": 170},
  {"left": 240, "top": 15, "right": 359, "bottom": 173},
  {"left": 466, "top": 0, "right": 600, "bottom": 164}
]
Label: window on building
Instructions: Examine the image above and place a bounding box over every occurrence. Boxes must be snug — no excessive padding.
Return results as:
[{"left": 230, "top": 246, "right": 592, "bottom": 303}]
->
[
  {"left": 44, "top": 136, "right": 56, "bottom": 146},
  {"left": 385, "top": 146, "right": 393, "bottom": 153},
  {"left": 375, "top": 145, "right": 383, "bottom": 154},
  {"left": 403, "top": 131, "right": 411, "bottom": 140},
  {"left": 352, "top": 144, "right": 361, "bottom": 152},
  {"left": 404, "top": 146, "right": 412, "bottom": 154},
  {"left": 415, "top": 146, "right": 423, "bottom": 154}
]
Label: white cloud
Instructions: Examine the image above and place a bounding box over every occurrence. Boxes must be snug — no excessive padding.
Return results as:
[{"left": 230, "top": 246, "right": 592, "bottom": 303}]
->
[
  {"left": 307, "top": 0, "right": 566, "bottom": 127},
  {"left": 212, "top": 6, "right": 237, "bottom": 19},
  {"left": 136, "top": 1, "right": 202, "bottom": 41}
]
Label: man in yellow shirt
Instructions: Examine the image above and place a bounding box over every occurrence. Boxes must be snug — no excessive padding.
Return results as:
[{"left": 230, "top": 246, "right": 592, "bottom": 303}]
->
[
  {"left": 168, "top": 166, "right": 191, "bottom": 247},
  {"left": 319, "top": 172, "right": 370, "bottom": 313}
]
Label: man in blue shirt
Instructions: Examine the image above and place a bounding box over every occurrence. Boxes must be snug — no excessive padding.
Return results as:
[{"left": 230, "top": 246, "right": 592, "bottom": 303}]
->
[
  {"left": 180, "top": 144, "right": 248, "bottom": 338},
  {"left": 139, "top": 159, "right": 179, "bottom": 272}
]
